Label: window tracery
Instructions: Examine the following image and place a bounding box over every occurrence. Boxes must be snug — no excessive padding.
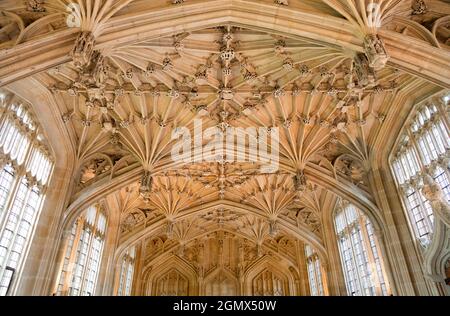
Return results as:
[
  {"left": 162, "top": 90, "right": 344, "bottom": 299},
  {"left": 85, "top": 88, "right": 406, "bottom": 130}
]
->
[
  {"left": 334, "top": 202, "right": 390, "bottom": 296},
  {"left": 305, "top": 245, "right": 326, "bottom": 296},
  {"left": 117, "top": 247, "right": 136, "bottom": 296},
  {"left": 55, "top": 205, "right": 107, "bottom": 296},
  {"left": 0, "top": 93, "right": 53, "bottom": 296},
  {"left": 391, "top": 97, "right": 449, "bottom": 243}
]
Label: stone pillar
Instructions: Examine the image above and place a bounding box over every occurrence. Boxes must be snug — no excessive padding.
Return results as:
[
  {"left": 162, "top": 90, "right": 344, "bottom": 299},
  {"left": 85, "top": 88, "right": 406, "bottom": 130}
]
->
[
  {"left": 132, "top": 241, "right": 145, "bottom": 296},
  {"left": 48, "top": 228, "right": 73, "bottom": 295}
]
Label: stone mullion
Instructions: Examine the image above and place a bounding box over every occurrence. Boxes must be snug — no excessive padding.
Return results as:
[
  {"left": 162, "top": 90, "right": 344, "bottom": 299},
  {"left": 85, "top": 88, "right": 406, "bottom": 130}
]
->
[
  {"left": 0, "top": 181, "right": 32, "bottom": 294},
  {"left": 0, "top": 122, "right": 32, "bottom": 228},
  {"left": 397, "top": 150, "right": 413, "bottom": 184},
  {"left": 127, "top": 259, "right": 135, "bottom": 295},
  {"left": 407, "top": 130, "right": 434, "bottom": 236},
  {"left": 403, "top": 148, "right": 417, "bottom": 177},
  {"left": 79, "top": 210, "right": 101, "bottom": 295},
  {"left": 312, "top": 256, "right": 323, "bottom": 295},
  {"left": 9, "top": 187, "right": 46, "bottom": 296},
  {"left": 4, "top": 119, "right": 24, "bottom": 157},
  {"left": 307, "top": 256, "right": 318, "bottom": 295},
  {"left": 418, "top": 130, "right": 435, "bottom": 165},
  {"left": 358, "top": 216, "right": 382, "bottom": 296},
  {"left": 434, "top": 120, "right": 450, "bottom": 150},
  {"left": 435, "top": 99, "right": 449, "bottom": 131},
  {"left": 0, "top": 165, "right": 21, "bottom": 233},
  {"left": 0, "top": 120, "right": 19, "bottom": 162},
  {"left": 336, "top": 234, "right": 353, "bottom": 295},
  {"left": 424, "top": 128, "right": 441, "bottom": 161},
  {"left": 372, "top": 229, "right": 392, "bottom": 295},
  {"left": 413, "top": 189, "right": 434, "bottom": 240},
  {"left": 21, "top": 129, "right": 38, "bottom": 180},
  {"left": 350, "top": 223, "right": 369, "bottom": 294},
  {"left": 444, "top": 168, "right": 450, "bottom": 196},
  {"left": 295, "top": 240, "right": 310, "bottom": 296},
  {"left": 407, "top": 130, "right": 424, "bottom": 171},
  {"left": 416, "top": 178, "right": 435, "bottom": 235},
  {"left": 116, "top": 258, "right": 126, "bottom": 295},
  {"left": 77, "top": 225, "right": 94, "bottom": 295},
  {"left": 61, "top": 217, "right": 84, "bottom": 295},
  {"left": 345, "top": 218, "right": 364, "bottom": 295},
  {"left": 0, "top": 110, "right": 11, "bottom": 141}
]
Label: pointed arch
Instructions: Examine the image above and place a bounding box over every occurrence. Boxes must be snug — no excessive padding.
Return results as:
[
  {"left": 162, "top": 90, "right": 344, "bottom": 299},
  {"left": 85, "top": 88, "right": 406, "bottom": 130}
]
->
[
  {"left": 144, "top": 255, "right": 198, "bottom": 296},
  {"left": 244, "top": 256, "right": 296, "bottom": 296}
]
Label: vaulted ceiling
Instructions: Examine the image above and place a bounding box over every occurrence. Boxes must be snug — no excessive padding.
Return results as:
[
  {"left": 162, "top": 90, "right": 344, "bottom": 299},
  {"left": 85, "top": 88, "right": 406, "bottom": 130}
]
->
[{"left": 1, "top": 0, "right": 449, "bottom": 262}]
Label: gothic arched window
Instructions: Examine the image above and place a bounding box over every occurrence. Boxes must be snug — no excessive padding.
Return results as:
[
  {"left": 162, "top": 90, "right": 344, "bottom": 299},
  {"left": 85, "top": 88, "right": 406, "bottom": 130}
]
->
[
  {"left": 0, "top": 92, "right": 54, "bottom": 296},
  {"left": 56, "top": 205, "right": 107, "bottom": 296},
  {"left": 117, "top": 247, "right": 136, "bottom": 296},
  {"left": 391, "top": 96, "right": 449, "bottom": 243},
  {"left": 334, "top": 202, "right": 390, "bottom": 296},
  {"left": 305, "top": 244, "right": 326, "bottom": 296}
]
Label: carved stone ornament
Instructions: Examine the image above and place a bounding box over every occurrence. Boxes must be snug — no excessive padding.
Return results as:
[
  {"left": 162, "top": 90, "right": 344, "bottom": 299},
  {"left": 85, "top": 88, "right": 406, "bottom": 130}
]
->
[
  {"left": 274, "top": 0, "right": 289, "bottom": 5},
  {"left": 363, "top": 34, "right": 389, "bottom": 70},
  {"left": 27, "top": 0, "right": 46, "bottom": 12},
  {"left": 70, "top": 32, "right": 96, "bottom": 69},
  {"left": 294, "top": 170, "right": 307, "bottom": 192},
  {"left": 268, "top": 219, "right": 279, "bottom": 237},
  {"left": 354, "top": 53, "right": 375, "bottom": 87},
  {"left": 421, "top": 174, "right": 450, "bottom": 227},
  {"left": 412, "top": 0, "right": 428, "bottom": 15},
  {"left": 139, "top": 171, "right": 153, "bottom": 201}
]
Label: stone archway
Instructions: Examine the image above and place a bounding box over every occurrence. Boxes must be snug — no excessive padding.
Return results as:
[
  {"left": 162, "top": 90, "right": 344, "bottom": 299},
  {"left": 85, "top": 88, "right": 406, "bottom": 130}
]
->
[{"left": 203, "top": 268, "right": 239, "bottom": 296}]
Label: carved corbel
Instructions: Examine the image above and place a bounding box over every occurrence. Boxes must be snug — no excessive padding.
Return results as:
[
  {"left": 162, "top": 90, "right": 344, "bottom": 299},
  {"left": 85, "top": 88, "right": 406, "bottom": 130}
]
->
[
  {"left": 364, "top": 34, "right": 389, "bottom": 70},
  {"left": 268, "top": 219, "right": 279, "bottom": 237},
  {"left": 294, "top": 170, "right": 307, "bottom": 192},
  {"left": 70, "top": 32, "right": 96, "bottom": 69},
  {"left": 27, "top": 0, "right": 46, "bottom": 12},
  {"left": 412, "top": 0, "right": 427, "bottom": 15},
  {"left": 166, "top": 219, "right": 175, "bottom": 239},
  {"left": 139, "top": 170, "right": 153, "bottom": 201}
]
